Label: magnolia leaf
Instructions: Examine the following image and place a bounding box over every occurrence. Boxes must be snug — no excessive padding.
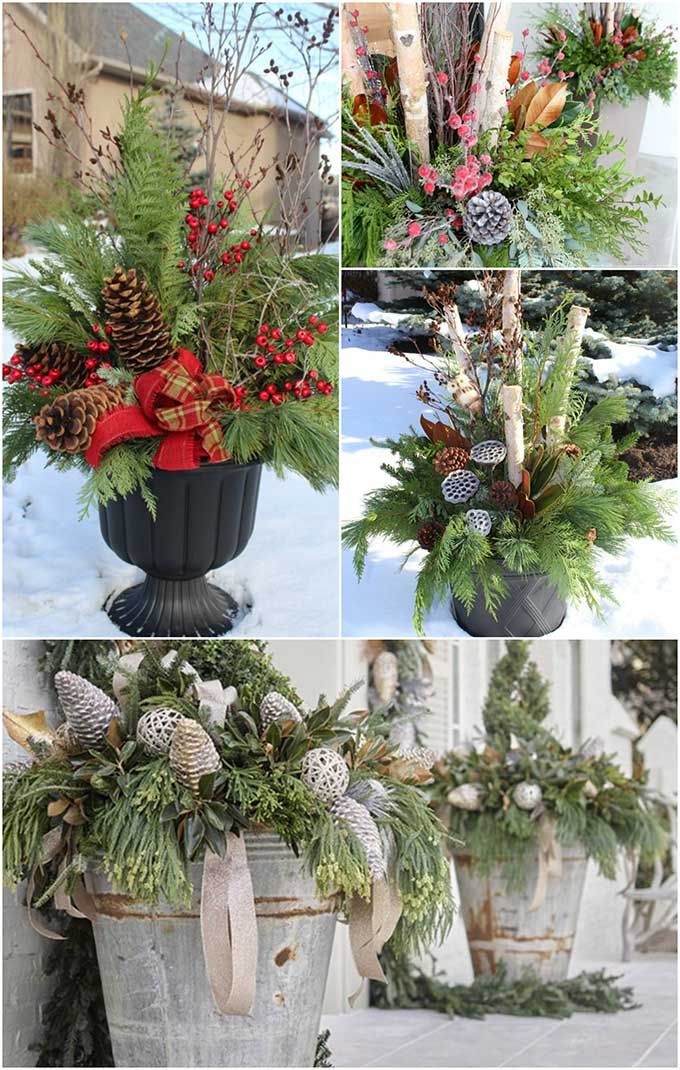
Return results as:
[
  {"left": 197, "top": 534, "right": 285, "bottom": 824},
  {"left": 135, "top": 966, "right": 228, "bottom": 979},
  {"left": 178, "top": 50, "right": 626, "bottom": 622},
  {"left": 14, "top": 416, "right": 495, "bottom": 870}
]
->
[
  {"left": 62, "top": 804, "right": 86, "bottom": 826},
  {"left": 513, "top": 104, "right": 527, "bottom": 135},
  {"left": 420, "top": 414, "right": 470, "bottom": 448},
  {"left": 3, "top": 708, "right": 55, "bottom": 755},
  {"left": 47, "top": 798, "right": 72, "bottom": 817},
  {"left": 105, "top": 717, "right": 124, "bottom": 750},
  {"left": 507, "top": 54, "right": 522, "bottom": 87},
  {"left": 508, "top": 80, "right": 539, "bottom": 120},
  {"left": 385, "top": 756, "right": 432, "bottom": 784},
  {"left": 524, "top": 83, "right": 567, "bottom": 131},
  {"left": 524, "top": 132, "right": 550, "bottom": 158}
]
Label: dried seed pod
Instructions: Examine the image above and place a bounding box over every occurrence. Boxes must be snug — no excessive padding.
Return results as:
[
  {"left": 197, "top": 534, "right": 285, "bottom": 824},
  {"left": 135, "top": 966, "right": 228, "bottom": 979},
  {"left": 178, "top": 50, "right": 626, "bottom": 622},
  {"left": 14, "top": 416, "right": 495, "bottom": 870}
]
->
[
  {"left": 466, "top": 509, "right": 492, "bottom": 536},
  {"left": 470, "top": 440, "right": 507, "bottom": 466},
  {"left": 441, "top": 469, "right": 480, "bottom": 504},
  {"left": 433, "top": 445, "right": 470, "bottom": 475}
]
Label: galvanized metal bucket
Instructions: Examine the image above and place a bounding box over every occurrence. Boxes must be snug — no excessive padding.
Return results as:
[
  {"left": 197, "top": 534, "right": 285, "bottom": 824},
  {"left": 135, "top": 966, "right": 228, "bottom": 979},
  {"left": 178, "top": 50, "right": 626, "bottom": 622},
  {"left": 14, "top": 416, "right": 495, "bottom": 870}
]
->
[
  {"left": 86, "top": 832, "right": 337, "bottom": 1067},
  {"left": 454, "top": 846, "right": 588, "bottom": 982}
]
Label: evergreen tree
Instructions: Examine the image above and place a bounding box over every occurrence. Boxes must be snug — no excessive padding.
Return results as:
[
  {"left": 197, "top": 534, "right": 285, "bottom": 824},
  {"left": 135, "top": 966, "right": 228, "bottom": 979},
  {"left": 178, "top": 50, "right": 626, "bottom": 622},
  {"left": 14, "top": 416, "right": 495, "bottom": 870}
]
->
[{"left": 481, "top": 641, "right": 551, "bottom": 743}]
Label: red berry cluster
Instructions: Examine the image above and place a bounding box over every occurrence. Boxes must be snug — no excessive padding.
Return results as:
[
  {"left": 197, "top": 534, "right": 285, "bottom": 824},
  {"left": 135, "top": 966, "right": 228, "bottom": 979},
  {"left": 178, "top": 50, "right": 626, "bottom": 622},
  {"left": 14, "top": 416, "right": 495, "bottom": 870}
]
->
[
  {"left": 178, "top": 183, "right": 257, "bottom": 283},
  {"left": 84, "top": 323, "right": 113, "bottom": 386},
  {"left": 249, "top": 316, "right": 334, "bottom": 407}
]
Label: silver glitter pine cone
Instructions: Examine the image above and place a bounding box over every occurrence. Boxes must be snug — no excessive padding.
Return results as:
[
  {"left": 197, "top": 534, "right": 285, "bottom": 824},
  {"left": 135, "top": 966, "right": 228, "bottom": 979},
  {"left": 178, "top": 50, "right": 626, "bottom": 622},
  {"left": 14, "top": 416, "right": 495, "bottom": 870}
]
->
[
  {"left": 331, "top": 794, "right": 387, "bottom": 880},
  {"left": 260, "top": 691, "right": 302, "bottom": 734},
  {"left": 372, "top": 650, "right": 399, "bottom": 703},
  {"left": 463, "top": 191, "right": 513, "bottom": 246},
  {"left": 169, "top": 718, "right": 221, "bottom": 796},
  {"left": 54, "top": 671, "right": 119, "bottom": 748}
]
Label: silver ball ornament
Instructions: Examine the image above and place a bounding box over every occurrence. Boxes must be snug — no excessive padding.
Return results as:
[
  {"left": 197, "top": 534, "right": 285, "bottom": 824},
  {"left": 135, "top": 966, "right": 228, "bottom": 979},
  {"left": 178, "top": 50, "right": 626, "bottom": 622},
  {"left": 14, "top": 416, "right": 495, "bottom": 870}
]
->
[{"left": 512, "top": 781, "right": 543, "bottom": 810}]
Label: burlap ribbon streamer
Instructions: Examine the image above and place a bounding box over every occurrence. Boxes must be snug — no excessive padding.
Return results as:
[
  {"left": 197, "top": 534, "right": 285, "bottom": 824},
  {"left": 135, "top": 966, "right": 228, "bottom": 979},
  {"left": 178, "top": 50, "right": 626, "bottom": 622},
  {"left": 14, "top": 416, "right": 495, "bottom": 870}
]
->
[
  {"left": 529, "top": 814, "right": 563, "bottom": 912},
  {"left": 27, "top": 829, "right": 97, "bottom": 939},
  {"left": 348, "top": 879, "right": 403, "bottom": 1006},
  {"left": 201, "top": 835, "right": 258, "bottom": 1015}
]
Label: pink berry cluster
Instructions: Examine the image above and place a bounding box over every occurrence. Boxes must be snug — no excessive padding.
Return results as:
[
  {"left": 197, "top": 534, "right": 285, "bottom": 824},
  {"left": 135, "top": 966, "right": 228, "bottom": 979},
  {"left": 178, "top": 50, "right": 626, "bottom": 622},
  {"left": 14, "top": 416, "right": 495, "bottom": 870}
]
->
[
  {"left": 417, "top": 152, "right": 493, "bottom": 203},
  {"left": 249, "top": 316, "right": 333, "bottom": 408},
  {"left": 178, "top": 182, "right": 258, "bottom": 283}
]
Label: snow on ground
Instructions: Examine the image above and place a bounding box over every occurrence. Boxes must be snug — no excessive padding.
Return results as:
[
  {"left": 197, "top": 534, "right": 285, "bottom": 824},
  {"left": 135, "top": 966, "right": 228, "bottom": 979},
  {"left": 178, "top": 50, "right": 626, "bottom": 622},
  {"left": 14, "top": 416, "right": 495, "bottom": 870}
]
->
[
  {"left": 341, "top": 319, "right": 678, "bottom": 639},
  {"left": 587, "top": 337, "right": 677, "bottom": 397},
  {"left": 3, "top": 456, "right": 339, "bottom": 637}
]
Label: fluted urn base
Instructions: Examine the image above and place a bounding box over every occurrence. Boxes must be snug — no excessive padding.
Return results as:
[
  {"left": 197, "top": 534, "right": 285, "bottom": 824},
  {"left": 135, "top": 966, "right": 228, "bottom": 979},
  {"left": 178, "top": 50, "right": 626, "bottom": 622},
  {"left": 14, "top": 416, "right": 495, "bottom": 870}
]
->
[{"left": 106, "top": 574, "right": 241, "bottom": 637}]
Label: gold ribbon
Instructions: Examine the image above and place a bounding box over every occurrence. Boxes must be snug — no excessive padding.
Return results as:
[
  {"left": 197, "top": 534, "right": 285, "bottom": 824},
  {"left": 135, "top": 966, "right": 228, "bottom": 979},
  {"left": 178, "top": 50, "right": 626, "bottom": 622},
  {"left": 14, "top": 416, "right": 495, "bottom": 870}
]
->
[
  {"left": 26, "top": 829, "right": 97, "bottom": 937},
  {"left": 200, "top": 835, "right": 258, "bottom": 1016},
  {"left": 529, "top": 814, "right": 563, "bottom": 912},
  {"left": 348, "top": 879, "right": 402, "bottom": 1006}
]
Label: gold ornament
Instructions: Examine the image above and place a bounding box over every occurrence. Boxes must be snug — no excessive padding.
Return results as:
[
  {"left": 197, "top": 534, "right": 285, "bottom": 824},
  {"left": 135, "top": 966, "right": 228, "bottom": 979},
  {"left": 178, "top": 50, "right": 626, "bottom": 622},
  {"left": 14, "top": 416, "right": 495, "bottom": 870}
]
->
[{"left": 169, "top": 719, "right": 221, "bottom": 796}]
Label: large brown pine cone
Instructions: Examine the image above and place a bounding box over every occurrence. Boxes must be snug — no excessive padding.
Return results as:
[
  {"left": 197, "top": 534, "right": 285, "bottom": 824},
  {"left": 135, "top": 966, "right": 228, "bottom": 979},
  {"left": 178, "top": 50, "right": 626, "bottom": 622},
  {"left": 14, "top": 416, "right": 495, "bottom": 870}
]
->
[
  {"left": 417, "top": 520, "right": 445, "bottom": 550},
  {"left": 15, "top": 341, "right": 89, "bottom": 388},
  {"left": 433, "top": 445, "right": 470, "bottom": 475},
  {"left": 488, "top": 480, "right": 518, "bottom": 507},
  {"left": 34, "top": 385, "right": 126, "bottom": 453},
  {"left": 102, "top": 267, "right": 173, "bottom": 376}
]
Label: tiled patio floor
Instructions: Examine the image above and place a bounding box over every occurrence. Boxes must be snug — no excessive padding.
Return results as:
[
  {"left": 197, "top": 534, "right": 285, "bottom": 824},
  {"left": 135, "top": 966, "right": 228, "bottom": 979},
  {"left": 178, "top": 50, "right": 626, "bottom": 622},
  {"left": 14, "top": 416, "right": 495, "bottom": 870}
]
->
[{"left": 321, "top": 955, "right": 677, "bottom": 1068}]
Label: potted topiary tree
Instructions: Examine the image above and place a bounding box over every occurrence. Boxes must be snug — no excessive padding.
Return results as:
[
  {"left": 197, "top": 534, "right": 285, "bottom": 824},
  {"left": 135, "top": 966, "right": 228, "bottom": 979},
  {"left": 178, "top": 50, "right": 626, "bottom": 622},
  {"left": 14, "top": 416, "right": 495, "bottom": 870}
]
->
[
  {"left": 429, "top": 640, "right": 667, "bottom": 981},
  {"left": 3, "top": 640, "right": 454, "bottom": 1068},
  {"left": 2, "top": 12, "right": 338, "bottom": 638},
  {"left": 343, "top": 272, "right": 674, "bottom": 636}
]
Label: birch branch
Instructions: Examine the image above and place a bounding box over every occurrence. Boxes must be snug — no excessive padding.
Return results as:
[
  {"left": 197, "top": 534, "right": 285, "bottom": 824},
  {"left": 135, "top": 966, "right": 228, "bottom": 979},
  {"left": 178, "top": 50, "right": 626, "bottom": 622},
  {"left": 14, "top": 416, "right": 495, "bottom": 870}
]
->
[
  {"left": 604, "top": 3, "right": 615, "bottom": 36},
  {"left": 502, "top": 269, "right": 522, "bottom": 380},
  {"left": 546, "top": 304, "right": 591, "bottom": 446},
  {"left": 502, "top": 384, "right": 525, "bottom": 487},
  {"left": 388, "top": 2, "right": 430, "bottom": 166},
  {"left": 475, "top": 29, "right": 514, "bottom": 144}
]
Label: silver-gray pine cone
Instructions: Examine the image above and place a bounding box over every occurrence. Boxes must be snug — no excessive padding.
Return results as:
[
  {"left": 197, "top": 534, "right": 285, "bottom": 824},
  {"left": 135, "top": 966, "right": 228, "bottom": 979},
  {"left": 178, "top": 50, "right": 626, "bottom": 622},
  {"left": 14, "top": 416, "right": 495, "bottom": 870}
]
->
[
  {"left": 463, "top": 191, "right": 513, "bottom": 246},
  {"left": 260, "top": 691, "right": 302, "bottom": 734},
  {"left": 54, "top": 671, "right": 119, "bottom": 748},
  {"left": 330, "top": 794, "right": 387, "bottom": 881}
]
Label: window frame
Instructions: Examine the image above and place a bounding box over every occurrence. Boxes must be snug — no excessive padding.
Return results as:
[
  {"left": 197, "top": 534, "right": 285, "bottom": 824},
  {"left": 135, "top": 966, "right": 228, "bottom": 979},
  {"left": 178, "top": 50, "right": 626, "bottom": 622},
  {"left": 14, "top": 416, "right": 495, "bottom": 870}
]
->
[{"left": 3, "top": 88, "right": 36, "bottom": 175}]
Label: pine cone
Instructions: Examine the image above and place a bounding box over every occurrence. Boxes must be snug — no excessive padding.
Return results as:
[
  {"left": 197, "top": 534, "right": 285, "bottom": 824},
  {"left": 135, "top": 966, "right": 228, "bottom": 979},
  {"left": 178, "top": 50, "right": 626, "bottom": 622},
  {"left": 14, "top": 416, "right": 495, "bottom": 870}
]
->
[
  {"left": 330, "top": 794, "right": 386, "bottom": 881},
  {"left": 417, "top": 520, "right": 445, "bottom": 550},
  {"left": 34, "top": 385, "right": 126, "bottom": 453},
  {"left": 15, "top": 341, "right": 89, "bottom": 388},
  {"left": 54, "top": 671, "right": 119, "bottom": 748},
  {"left": 488, "top": 480, "right": 518, "bottom": 507},
  {"left": 169, "top": 719, "right": 221, "bottom": 796},
  {"left": 260, "top": 691, "right": 302, "bottom": 734},
  {"left": 102, "top": 266, "right": 173, "bottom": 376},
  {"left": 463, "top": 191, "right": 513, "bottom": 246},
  {"left": 53, "top": 721, "right": 82, "bottom": 756},
  {"left": 372, "top": 650, "right": 398, "bottom": 703},
  {"left": 433, "top": 445, "right": 470, "bottom": 475}
]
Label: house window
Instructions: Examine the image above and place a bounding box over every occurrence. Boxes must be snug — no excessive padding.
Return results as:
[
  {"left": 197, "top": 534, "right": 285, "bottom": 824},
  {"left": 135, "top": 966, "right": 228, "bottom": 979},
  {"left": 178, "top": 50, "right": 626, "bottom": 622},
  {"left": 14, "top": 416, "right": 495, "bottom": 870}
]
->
[{"left": 3, "top": 92, "right": 34, "bottom": 173}]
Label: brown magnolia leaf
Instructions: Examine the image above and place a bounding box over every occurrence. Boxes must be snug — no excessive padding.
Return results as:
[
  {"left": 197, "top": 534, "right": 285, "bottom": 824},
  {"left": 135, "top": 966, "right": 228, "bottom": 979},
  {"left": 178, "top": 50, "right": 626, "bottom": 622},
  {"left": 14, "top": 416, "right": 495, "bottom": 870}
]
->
[
  {"left": 3, "top": 709, "right": 55, "bottom": 755},
  {"left": 514, "top": 104, "right": 528, "bottom": 134},
  {"left": 384, "top": 57, "right": 399, "bottom": 88},
  {"left": 385, "top": 757, "right": 432, "bottom": 784},
  {"left": 524, "top": 132, "right": 550, "bottom": 158},
  {"left": 590, "top": 20, "right": 603, "bottom": 45},
  {"left": 524, "top": 82, "right": 567, "bottom": 130},
  {"left": 508, "top": 80, "right": 539, "bottom": 120},
  {"left": 62, "top": 804, "right": 86, "bottom": 826},
  {"left": 517, "top": 492, "right": 537, "bottom": 520},
  {"left": 419, "top": 414, "right": 471, "bottom": 449},
  {"left": 105, "top": 717, "right": 123, "bottom": 750},
  {"left": 520, "top": 469, "right": 532, "bottom": 497},
  {"left": 47, "top": 798, "right": 72, "bottom": 818},
  {"left": 483, "top": 745, "right": 502, "bottom": 763},
  {"left": 508, "top": 53, "right": 522, "bottom": 87},
  {"left": 352, "top": 94, "right": 388, "bottom": 126}
]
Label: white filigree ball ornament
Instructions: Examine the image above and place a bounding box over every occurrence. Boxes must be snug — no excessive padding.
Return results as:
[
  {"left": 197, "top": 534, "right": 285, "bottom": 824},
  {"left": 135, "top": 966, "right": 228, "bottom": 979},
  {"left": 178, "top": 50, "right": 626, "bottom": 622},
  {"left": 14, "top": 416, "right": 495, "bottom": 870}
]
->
[
  {"left": 470, "top": 440, "right": 507, "bottom": 466},
  {"left": 466, "top": 509, "right": 492, "bottom": 536},
  {"left": 512, "top": 781, "right": 543, "bottom": 810},
  {"left": 137, "top": 707, "right": 184, "bottom": 756},
  {"left": 447, "top": 783, "right": 484, "bottom": 810},
  {"left": 260, "top": 691, "right": 302, "bottom": 735},
  {"left": 301, "top": 747, "right": 350, "bottom": 804},
  {"left": 441, "top": 469, "right": 480, "bottom": 504}
]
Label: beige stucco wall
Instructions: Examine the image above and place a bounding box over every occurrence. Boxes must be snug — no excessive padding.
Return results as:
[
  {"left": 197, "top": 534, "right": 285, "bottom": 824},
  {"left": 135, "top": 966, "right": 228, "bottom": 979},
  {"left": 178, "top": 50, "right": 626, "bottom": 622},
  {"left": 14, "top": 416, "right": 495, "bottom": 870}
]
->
[{"left": 3, "top": 3, "right": 323, "bottom": 244}]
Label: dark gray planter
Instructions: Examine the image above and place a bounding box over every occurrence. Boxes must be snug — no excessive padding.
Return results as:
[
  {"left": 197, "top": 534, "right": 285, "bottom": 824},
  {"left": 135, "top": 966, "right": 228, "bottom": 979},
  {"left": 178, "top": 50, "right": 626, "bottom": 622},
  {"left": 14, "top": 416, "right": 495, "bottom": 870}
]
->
[{"left": 451, "top": 568, "right": 566, "bottom": 637}]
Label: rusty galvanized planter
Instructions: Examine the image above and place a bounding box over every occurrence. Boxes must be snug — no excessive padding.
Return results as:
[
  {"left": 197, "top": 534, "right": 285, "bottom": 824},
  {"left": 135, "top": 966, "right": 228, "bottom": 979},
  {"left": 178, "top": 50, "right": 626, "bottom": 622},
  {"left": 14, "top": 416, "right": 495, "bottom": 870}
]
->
[
  {"left": 86, "top": 832, "right": 337, "bottom": 1067},
  {"left": 454, "top": 846, "right": 588, "bottom": 982}
]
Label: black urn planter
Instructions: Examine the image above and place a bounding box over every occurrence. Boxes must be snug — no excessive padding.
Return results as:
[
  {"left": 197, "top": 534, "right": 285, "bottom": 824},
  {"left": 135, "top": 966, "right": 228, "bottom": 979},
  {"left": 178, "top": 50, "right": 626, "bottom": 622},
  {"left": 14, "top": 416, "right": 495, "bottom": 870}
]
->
[
  {"left": 99, "top": 460, "right": 262, "bottom": 637},
  {"left": 451, "top": 568, "right": 566, "bottom": 638}
]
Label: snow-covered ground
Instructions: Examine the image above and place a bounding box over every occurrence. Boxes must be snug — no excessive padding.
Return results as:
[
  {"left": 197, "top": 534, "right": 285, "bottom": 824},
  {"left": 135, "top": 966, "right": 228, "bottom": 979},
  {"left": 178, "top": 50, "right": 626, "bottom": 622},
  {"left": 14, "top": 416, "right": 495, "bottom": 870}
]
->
[
  {"left": 341, "top": 312, "right": 678, "bottom": 639},
  {"left": 2, "top": 260, "right": 339, "bottom": 638}
]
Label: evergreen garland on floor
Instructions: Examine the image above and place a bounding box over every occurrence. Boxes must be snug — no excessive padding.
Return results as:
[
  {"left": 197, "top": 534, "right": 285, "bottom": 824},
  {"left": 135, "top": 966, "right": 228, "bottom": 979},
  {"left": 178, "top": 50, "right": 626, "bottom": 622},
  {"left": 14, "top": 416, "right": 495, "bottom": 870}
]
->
[{"left": 372, "top": 950, "right": 638, "bottom": 1020}]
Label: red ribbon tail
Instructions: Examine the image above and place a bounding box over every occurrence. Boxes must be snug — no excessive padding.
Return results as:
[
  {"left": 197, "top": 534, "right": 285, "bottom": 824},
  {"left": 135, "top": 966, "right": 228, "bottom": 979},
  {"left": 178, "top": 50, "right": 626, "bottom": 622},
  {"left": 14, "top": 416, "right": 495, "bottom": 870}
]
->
[
  {"left": 85, "top": 407, "right": 163, "bottom": 468},
  {"left": 154, "top": 431, "right": 203, "bottom": 470}
]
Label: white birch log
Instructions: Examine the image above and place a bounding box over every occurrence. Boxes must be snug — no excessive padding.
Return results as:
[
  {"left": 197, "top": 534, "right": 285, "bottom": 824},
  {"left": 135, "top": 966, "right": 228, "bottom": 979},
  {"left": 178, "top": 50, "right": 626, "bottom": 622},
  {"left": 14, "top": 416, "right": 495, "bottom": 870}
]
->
[
  {"left": 546, "top": 304, "right": 591, "bottom": 446},
  {"left": 604, "top": 2, "right": 615, "bottom": 36},
  {"left": 388, "top": 3, "right": 430, "bottom": 165},
  {"left": 502, "top": 384, "right": 525, "bottom": 487},
  {"left": 341, "top": 7, "right": 364, "bottom": 100},
  {"left": 448, "top": 371, "right": 484, "bottom": 418},
  {"left": 502, "top": 269, "right": 522, "bottom": 380},
  {"left": 475, "top": 29, "right": 514, "bottom": 144},
  {"left": 472, "top": 2, "right": 512, "bottom": 141}
]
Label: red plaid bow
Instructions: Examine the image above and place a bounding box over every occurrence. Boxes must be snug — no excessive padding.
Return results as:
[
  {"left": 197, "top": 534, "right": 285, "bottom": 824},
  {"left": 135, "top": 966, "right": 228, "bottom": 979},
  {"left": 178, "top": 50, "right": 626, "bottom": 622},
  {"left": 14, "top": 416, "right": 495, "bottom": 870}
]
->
[{"left": 85, "top": 349, "right": 235, "bottom": 471}]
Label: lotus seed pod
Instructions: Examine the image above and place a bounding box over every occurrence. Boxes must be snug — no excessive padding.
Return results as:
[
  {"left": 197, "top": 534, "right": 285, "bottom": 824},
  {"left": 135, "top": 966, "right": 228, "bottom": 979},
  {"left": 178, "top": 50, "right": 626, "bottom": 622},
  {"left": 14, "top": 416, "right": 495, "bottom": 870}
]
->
[
  {"left": 54, "top": 671, "right": 119, "bottom": 749},
  {"left": 137, "top": 707, "right": 183, "bottom": 756},
  {"left": 260, "top": 691, "right": 302, "bottom": 734},
  {"left": 169, "top": 719, "right": 221, "bottom": 796},
  {"left": 330, "top": 794, "right": 387, "bottom": 880},
  {"left": 447, "top": 783, "right": 484, "bottom": 810},
  {"left": 441, "top": 469, "right": 480, "bottom": 504},
  {"left": 372, "top": 650, "right": 399, "bottom": 703},
  {"left": 301, "top": 747, "right": 350, "bottom": 804},
  {"left": 466, "top": 509, "right": 492, "bottom": 536},
  {"left": 512, "top": 780, "right": 543, "bottom": 810},
  {"left": 470, "top": 440, "right": 507, "bottom": 466}
]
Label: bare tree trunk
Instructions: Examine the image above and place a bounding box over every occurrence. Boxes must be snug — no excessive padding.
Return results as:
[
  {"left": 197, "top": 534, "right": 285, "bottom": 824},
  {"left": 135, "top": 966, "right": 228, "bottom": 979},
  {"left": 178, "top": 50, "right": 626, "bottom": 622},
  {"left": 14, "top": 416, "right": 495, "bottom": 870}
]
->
[
  {"left": 546, "top": 304, "right": 591, "bottom": 446},
  {"left": 501, "top": 269, "right": 522, "bottom": 380},
  {"left": 341, "top": 7, "right": 364, "bottom": 99},
  {"left": 502, "top": 384, "right": 524, "bottom": 487},
  {"left": 388, "top": 3, "right": 430, "bottom": 166}
]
